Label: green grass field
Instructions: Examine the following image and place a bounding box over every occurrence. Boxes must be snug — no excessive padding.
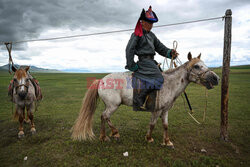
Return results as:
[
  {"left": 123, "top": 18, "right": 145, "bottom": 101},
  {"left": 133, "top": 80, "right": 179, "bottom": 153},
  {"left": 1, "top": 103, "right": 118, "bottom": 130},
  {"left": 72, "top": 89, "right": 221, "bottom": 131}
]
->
[{"left": 0, "top": 68, "right": 249, "bottom": 167}]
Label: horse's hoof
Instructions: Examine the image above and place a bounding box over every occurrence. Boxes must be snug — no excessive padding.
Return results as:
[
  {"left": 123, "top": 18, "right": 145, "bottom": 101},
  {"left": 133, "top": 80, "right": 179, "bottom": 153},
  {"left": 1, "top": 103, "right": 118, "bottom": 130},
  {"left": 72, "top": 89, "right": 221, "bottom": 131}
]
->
[
  {"left": 145, "top": 136, "right": 154, "bottom": 143},
  {"left": 161, "top": 142, "right": 174, "bottom": 149},
  {"left": 99, "top": 136, "right": 110, "bottom": 142},
  {"left": 148, "top": 138, "right": 154, "bottom": 143},
  {"left": 147, "top": 138, "right": 154, "bottom": 143},
  {"left": 18, "top": 131, "right": 25, "bottom": 138},
  {"left": 115, "top": 138, "right": 120, "bottom": 141},
  {"left": 113, "top": 136, "right": 120, "bottom": 141},
  {"left": 167, "top": 145, "right": 175, "bottom": 149},
  {"left": 30, "top": 128, "right": 36, "bottom": 135},
  {"left": 111, "top": 135, "right": 120, "bottom": 141},
  {"left": 110, "top": 133, "right": 120, "bottom": 141}
]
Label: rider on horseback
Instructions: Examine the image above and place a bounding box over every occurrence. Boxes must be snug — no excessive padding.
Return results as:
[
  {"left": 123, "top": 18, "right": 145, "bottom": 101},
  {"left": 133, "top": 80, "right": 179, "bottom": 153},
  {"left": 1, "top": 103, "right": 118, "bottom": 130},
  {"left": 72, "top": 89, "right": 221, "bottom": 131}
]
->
[{"left": 125, "top": 6, "right": 178, "bottom": 110}]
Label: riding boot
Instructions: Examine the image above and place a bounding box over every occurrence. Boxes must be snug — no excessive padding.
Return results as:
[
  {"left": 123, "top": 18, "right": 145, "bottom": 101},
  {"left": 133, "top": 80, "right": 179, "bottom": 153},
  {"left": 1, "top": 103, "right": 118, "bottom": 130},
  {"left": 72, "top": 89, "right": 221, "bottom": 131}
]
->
[{"left": 134, "top": 88, "right": 153, "bottom": 111}]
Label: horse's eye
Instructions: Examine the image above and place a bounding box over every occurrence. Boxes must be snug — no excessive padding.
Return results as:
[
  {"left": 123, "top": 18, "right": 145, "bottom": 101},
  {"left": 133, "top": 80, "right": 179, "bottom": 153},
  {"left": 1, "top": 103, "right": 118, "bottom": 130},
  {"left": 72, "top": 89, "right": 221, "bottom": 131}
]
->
[
  {"left": 26, "top": 78, "right": 29, "bottom": 82},
  {"left": 13, "top": 78, "right": 17, "bottom": 82},
  {"left": 194, "top": 65, "right": 200, "bottom": 69}
]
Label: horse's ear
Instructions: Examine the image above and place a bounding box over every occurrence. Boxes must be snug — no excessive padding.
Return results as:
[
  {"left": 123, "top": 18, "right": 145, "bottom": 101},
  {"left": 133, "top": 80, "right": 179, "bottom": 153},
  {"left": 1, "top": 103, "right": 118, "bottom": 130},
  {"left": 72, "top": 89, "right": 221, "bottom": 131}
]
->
[
  {"left": 188, "top": 52, "right": 192, "bottom": 61},
  {"left": 198, "top": 53, "right": 201, "bottom": 59},
  {"left": 12, "top": 65, "right": 17, "bottom": 72},
  {"left": 25, "top": 66, "right": 30, "bottom": 72}
]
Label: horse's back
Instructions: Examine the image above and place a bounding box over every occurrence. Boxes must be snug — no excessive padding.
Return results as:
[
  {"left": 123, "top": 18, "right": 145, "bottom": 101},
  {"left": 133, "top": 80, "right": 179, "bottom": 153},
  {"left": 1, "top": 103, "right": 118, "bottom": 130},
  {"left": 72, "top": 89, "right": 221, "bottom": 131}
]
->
[{"left": 98, "top": 72, "right": 133, "bottom": 107}]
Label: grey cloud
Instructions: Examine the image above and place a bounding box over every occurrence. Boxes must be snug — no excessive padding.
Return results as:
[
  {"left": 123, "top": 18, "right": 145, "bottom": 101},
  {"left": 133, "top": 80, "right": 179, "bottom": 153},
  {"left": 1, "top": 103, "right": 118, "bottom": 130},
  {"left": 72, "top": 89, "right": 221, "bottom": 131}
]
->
[
  {"left": 1, "top": 0, "right": 248, "bottom": 45},
  {"left": 16, "top": 55, "right": 32, "bottom": 61},
  {"left": 0, "top": 0, "right": 136, "bottom": 43},
  {"left": 0, "top": 0, "right": 249, "bottom": 68},
  {"left": 0, "top": 0, "right": 137, "bottom": 53}
]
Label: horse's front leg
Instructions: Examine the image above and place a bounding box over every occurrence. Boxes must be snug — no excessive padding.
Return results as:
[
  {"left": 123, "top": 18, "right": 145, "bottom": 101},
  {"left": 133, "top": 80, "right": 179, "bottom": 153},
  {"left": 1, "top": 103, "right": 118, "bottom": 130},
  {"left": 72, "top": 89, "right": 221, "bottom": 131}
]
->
[
  {"left": 27, "top": 102, "right": 36, "bottom": 135},
  {"left": 145, "top": 110, "right": 162, "bottom": 143},
  {"left": 17, "top": 107, "right": 25, "bottom": 138},
  {"left": 161, "top": 110, "right": 174, "bottom": 149}
]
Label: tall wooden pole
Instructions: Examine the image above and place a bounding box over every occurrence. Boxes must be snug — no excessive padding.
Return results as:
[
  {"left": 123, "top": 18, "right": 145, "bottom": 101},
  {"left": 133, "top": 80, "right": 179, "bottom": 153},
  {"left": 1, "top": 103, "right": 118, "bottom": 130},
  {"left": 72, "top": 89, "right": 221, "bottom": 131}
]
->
[{"left": 221, "top": 9, "right": 232, "bottom": 141}]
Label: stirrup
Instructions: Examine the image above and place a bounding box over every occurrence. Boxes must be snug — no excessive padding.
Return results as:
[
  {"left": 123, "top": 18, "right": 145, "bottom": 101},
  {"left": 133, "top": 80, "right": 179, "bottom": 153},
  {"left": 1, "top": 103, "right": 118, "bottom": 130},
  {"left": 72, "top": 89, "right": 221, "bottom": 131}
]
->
[{"left": 140, "top": 95, "right": 149, "bottom": 110}]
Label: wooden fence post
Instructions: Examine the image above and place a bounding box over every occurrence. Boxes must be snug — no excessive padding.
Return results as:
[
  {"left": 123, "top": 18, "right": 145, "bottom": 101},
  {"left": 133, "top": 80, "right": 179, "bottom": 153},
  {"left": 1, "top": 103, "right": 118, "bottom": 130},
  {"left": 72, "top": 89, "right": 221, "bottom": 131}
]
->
[{"left": 221, "top": 9, "right": 232, "bottom": 141}]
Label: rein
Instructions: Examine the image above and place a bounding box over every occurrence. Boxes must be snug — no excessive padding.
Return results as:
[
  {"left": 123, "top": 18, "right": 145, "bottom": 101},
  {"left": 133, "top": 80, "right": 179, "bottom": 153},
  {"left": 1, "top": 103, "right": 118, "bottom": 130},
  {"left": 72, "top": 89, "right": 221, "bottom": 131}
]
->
[
  {"left": 186, "top": 61, "right": 209, "bottom": 123},
  {"left": 163, "top": 41, "right": 208, "bottom": 125}
]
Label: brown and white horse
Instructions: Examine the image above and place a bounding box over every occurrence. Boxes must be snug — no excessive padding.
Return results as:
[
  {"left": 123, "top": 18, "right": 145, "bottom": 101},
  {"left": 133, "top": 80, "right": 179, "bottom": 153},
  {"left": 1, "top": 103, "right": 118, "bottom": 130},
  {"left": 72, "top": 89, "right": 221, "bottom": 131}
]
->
[
  {"left": 71, "top": 53, "right": 220, "bottom": 148},
  {"left": 11, "top": 66, "right": 37, "bottom": 138}
]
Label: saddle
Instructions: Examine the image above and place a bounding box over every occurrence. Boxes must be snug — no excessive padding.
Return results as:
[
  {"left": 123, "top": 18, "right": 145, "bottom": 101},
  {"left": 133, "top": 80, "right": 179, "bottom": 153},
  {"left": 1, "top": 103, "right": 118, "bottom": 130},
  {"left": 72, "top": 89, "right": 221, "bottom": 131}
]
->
[
  {"left": 30, "top": 78, "right": 43, "bottom": 101},
  {"left": 132, "top": 77, "right": 157, "bottom": 112}
]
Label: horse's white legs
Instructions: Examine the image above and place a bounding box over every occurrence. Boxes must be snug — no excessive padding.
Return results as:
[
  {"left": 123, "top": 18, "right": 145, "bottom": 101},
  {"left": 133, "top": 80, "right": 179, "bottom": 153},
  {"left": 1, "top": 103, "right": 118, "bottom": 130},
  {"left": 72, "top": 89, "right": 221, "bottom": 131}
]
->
[
  {"left": 27, "top": 103, "right": 36, "bottom": 135},
  {"left": 161, "top": 111, "right": 174, "bottom": 148},
  {"left": 17, "top": 107, "right": 25, "bottom": 138},
  {"left": 145, "top": 111, "right": 162, "bottom": 143},
  {"left": 100, "top": 105, "right": 119, "bottom": 141}
]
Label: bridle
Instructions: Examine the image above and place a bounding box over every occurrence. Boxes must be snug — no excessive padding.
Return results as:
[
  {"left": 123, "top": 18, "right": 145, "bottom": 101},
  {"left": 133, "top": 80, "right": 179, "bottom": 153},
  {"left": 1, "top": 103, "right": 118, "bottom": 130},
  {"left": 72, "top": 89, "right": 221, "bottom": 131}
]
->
[
  {"left": 16, "top": 83, "right": 29, "bottom": 89},
  {"left": 14, "top": 79, "right": 30, "bottom": 94},
  {"left": 187, "top": 66, "right": 210, "bottom": 83}
]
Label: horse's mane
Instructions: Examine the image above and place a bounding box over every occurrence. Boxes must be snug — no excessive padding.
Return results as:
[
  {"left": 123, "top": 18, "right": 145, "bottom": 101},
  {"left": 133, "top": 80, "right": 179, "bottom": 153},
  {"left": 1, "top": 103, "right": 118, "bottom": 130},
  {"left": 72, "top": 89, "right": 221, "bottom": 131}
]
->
[
  {"left": 163, "top": 58, "right": 201, "bottom": 74},
  {"left": 163, "top": 65, "right": 182, "bottom": 74}
]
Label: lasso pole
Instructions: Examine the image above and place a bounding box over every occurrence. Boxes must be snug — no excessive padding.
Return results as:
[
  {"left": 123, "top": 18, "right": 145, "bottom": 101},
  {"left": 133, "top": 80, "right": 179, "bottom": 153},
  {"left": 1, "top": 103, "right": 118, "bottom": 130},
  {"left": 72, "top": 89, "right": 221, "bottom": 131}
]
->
[{"left": 4, "top": 42, "right": 14, "bottom": 74}]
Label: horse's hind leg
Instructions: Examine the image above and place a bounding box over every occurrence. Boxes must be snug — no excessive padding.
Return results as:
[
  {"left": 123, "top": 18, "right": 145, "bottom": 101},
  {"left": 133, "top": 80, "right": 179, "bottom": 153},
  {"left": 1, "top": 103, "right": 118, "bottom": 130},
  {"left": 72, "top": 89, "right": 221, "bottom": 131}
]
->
[
  {"left": 100, "top": 105, "right": 119, "bottom": 141},
  {"left": 107, "top": 118, "right": 120, "bottom": 140},
  {"left": 17, "top": 107, "right": 25, "bottom": 138},
  {"left": 145, "top": 110, "right": 162, "bottom": 143},
  {"left": 100, "top": 113, "right": 109, "bottom": 142},
  {"left": 27, "top": 103, "right": 36, "bottom": 134}
]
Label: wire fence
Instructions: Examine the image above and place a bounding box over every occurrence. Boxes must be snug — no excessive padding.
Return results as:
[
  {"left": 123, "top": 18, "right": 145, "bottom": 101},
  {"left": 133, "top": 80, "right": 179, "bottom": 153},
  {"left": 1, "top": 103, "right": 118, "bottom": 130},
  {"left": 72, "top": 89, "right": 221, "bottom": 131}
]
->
[{"left": 0, "top": 16, "right": 224, "bottom": 45}]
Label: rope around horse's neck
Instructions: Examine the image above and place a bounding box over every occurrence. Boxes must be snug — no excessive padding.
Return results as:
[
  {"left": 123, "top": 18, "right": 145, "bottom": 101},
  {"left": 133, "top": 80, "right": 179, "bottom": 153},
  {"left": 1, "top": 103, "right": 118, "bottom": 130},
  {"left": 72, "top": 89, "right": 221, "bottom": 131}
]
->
[{"left": 164, "top": 41, "right": 206, "bottom": 125}]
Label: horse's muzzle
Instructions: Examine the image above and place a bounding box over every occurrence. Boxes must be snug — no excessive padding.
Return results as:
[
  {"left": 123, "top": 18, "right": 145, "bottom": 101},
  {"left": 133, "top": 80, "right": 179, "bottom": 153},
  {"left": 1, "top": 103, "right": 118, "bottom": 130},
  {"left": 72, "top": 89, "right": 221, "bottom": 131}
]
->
[
  {"left": 204, "top": 71, "right": 220, "bottom": 89},
  {"left": 18, "top": 91, "right": 27, "bottom": 99}
]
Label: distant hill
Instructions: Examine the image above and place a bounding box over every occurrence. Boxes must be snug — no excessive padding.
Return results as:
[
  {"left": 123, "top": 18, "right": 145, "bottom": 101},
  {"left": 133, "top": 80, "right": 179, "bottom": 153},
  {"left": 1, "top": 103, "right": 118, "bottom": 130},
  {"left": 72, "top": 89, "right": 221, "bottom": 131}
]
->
[
  {"left": 211, "top": 64, "right": 250, "bottom": 70},
  {"left": 61, "top": 68, "right": 91, "bottom": 73},
  {"left": 0, "top": 64, "right": 61, "bottom": 73},
  {"left": 230, "top": 65, "right": 250, "bottom": 69}
]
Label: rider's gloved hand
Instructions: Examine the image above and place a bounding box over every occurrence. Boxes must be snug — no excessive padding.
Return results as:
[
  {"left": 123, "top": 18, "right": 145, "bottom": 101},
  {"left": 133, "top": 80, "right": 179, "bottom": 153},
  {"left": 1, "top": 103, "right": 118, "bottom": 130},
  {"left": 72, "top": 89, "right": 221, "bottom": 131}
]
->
[
  {"left": 125, "top": 63, "right": 138, "bottom": 72},
  {"left": 129, "top": 63, "right": 138, "bottom": 72},
  {"left": 171, "top": 49, "right": 179, "bottom": 59}
]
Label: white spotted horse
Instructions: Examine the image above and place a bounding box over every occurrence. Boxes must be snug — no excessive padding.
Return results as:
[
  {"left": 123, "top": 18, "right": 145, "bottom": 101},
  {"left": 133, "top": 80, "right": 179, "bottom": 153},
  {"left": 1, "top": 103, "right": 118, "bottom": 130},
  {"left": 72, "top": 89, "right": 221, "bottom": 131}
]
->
[
  {"left": 8, "top": 66, "right": 42, "bottom": 138},
  {"left": 71, "top": 52, "right": 220, "bottom": 148}
]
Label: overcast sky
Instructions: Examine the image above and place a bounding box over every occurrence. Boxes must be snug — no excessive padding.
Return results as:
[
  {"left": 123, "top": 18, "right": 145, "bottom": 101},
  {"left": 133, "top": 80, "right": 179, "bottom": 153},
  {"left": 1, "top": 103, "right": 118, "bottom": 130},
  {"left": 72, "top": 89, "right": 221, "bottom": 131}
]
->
[{"left": 0, "top": 0, "right": 249, "bottom": 72}]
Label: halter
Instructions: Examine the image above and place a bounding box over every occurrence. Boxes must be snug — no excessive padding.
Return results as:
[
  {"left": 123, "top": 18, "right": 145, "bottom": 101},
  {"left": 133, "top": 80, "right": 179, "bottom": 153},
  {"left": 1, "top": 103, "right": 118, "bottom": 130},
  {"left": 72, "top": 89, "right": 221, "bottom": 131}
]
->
[
  {"left": 16, "top": 83, "right": 29, "bottom": 89},
  {"left": 14, "top": 79, "right": 30, "bottom": 94},
  {"left": 188, "top": 67, "right": 210, "bottom": 83}
]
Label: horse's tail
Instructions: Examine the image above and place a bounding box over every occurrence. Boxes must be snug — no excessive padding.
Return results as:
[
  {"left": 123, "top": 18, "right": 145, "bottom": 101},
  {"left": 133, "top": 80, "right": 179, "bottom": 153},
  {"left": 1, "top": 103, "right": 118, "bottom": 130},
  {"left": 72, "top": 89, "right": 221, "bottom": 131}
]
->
[
  {"left": 71, "top": 80, "right": 100, "bottom": 141},
  {"left": 13, "top": 108, "right": 29, "bottom": 122}
]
